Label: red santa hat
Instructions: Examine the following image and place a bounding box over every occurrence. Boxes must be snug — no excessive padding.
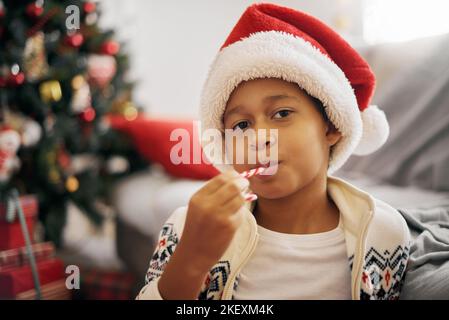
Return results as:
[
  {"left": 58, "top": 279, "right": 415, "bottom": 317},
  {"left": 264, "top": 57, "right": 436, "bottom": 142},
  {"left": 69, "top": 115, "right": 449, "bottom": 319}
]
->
[{"left": 199, "top": 3, "right": 389, "bottom": 175}]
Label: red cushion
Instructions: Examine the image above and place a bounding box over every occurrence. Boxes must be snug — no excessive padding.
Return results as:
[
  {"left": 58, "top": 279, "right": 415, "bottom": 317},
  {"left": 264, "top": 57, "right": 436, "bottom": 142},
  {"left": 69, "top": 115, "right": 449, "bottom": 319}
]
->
[{"left": 107, "top": 115, "right": 219, "bottom": 180}]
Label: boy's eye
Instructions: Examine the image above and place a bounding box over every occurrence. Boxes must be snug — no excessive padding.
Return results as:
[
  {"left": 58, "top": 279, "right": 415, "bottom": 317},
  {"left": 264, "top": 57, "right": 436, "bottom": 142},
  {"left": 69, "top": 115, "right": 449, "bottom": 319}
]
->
[
  {"left": 232, "top": 121, "right": 249, "bottom": 131},
  {"left": 273, "top": 109, "right": 292, "bottom": 119}
]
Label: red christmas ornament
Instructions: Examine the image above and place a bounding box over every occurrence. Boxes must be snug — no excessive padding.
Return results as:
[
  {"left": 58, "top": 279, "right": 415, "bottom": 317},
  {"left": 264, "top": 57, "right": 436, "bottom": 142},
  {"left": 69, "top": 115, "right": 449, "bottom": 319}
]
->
[
  {"left": 57, "top": 147, "right": 71, "bottom": 169},
  {"left": 64, "top": 33, "right": 84, "bottom": 48},
  {"left": 83, "top": 2, "right": 96, "bottom": 13},
  {"left": 26, "top": 2, "right": 44, "bottom": 18},
  {"left": 0, "top": 8, "right": 5, "bottom": 19},
  {"left": 80, "top": 107, "right": 96, "bottom": 122},
  {"left": 100, "top": 41, "right": 120, "bottom": 55},
  {"left": 7, "top": 72, "right": 25, "bottom": 86}
]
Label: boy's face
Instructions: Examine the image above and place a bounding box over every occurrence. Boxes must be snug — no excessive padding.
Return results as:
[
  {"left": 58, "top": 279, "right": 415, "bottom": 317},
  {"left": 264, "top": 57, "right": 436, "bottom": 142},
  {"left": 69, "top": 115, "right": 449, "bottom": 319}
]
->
[{"left": 223, "top": 78, "right": 341, "bottom": 199}]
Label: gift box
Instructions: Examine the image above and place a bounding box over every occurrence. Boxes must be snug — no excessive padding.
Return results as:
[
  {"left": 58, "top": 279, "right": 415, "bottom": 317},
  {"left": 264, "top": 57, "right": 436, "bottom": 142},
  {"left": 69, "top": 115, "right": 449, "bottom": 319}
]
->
[
  {"left": 15, "top": 279, "right": 71, "bottom": 300},
  {"left": 0, "top": 195, "right": 38, "bottom": 221},
  {"left": 0, "top": 258, "right": 65, "bottom": 299},
  {"left": 0, "top": 246, "right": 21, "bottom": 270},
  {"left": 21, "top": 242, "right": 55, "bottom": 264},
  {"left": 0, "top": 217, "right": 36, "bottom": 250},
  {"left": 76, "top": 268, "right": 137, "bottom": 300},
  {"left": 0, "top": 195, "right": 38, "bottom": 251},
  {"left": 0, "top": 242, "right": 56, "bottom": 271}
]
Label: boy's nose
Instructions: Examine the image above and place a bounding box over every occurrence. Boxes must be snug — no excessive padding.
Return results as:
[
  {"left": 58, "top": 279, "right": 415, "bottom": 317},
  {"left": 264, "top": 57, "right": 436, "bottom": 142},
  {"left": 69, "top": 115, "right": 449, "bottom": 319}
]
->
[{"left": 249, "top": 131, "right": 277, "bottom": 151}]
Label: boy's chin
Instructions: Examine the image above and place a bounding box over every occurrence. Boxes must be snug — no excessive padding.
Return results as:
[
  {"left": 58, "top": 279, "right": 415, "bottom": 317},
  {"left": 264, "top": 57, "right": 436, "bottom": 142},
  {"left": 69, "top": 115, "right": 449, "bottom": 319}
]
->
[{"left": 252, "top": 184, "right": 293, "bottom": 200}]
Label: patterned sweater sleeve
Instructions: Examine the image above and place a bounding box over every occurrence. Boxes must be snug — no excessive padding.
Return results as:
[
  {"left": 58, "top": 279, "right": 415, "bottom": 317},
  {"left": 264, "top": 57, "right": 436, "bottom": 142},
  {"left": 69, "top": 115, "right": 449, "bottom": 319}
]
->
[
  {"left": 135, "top": 206, "right": 187, "bottom": 300},
  {"left": 380, "top": 210, "right": 412, "bottom": 300}
]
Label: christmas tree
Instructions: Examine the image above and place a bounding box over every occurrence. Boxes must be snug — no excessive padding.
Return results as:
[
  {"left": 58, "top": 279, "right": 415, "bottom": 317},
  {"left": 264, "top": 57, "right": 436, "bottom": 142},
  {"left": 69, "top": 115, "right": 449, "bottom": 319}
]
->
[{"left": 0, "top": 0, "right": 148, "bottom": 246}]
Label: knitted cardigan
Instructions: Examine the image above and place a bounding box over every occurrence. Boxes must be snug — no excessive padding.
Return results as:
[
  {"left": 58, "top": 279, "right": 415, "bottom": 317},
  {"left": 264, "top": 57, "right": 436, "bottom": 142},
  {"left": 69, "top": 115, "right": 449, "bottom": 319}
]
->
[{"left": 137, "top": 175, "right": 411, "bottom": 300}]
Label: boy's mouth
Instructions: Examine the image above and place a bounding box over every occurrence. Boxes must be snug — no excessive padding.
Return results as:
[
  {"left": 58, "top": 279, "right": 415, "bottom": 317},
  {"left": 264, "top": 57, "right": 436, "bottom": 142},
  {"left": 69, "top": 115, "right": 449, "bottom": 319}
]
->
[{"left": 251, "top": 161, "right": 281, "bottom": 176}]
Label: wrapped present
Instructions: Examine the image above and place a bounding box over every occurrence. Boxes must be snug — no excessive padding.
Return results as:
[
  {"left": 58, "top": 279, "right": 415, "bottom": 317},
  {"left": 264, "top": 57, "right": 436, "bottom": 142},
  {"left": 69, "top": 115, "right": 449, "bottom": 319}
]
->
[
  {"left": 21, "top": 242, "right": 55, "bottom": 264},
  {"left": 0, "top": 258, "right": 65, "bottom": 299},
  {"left": 0, "top": 216, "right": 36, "bottom": 250},
  {"left": 0, "top": 242, "right": 56, "bottom": 271},
  {"left": 77, "top": 268, "right": 136, "bottom": 300},
  {"left": 0, "top": 195, "right": 38, "bottom": 221},
  {"left": 0, "top": 247, "right": 21, "bottom": 270},
  {"left": 0, "top": 195, "right": 38, "bottom": 251},
  {"left": 15, "top": 279, "right": 71, "bottom": 300}
]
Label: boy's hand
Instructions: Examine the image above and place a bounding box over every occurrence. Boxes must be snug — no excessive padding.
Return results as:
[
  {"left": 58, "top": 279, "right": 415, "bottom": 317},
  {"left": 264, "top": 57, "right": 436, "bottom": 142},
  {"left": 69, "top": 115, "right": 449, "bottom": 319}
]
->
[{"left": 177, "top": 170, "right": 250, "bottom": 274}]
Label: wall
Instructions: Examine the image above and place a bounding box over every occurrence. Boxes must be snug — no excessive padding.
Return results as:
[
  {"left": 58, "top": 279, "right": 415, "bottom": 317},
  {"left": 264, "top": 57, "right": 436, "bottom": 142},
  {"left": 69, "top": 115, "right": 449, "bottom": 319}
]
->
[{"left": 99, "top": 0, "right": 364, "bottom": 117}]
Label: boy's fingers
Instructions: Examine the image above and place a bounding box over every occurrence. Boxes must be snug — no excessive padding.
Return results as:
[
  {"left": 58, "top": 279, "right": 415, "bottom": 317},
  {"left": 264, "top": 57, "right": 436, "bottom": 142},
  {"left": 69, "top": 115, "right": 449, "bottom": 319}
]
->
[
  {"left": 208, "top": 180, "right": 249, "bottom": 207},
  {"left": 231, "top": 176, "right": 250, "bottom": 192},
  {"left": 213, "top": 178, "right": 248, "bottom": 206},
  {"left": 220, "top": 194, "right": 246, "bottom": 216}
]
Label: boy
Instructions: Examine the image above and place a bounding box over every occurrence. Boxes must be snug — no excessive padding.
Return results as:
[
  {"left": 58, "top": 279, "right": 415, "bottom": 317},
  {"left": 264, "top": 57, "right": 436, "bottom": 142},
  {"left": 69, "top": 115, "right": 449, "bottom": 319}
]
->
[{"left": 136, "top": 3, "right": 411, "bottom": 300}]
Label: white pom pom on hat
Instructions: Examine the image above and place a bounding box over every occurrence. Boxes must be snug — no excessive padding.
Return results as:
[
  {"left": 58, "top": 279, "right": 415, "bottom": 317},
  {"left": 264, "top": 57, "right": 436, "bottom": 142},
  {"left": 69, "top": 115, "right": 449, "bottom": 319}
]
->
[{"left": 353, "top": 105, "right": 390, "bottom": 156}]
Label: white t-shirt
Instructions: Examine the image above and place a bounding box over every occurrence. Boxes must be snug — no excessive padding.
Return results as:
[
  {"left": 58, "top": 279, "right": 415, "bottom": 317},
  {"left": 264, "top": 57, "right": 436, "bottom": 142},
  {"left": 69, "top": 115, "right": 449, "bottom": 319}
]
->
[{"left": 233, "top": 215, "right": 352, "bottom": 300}]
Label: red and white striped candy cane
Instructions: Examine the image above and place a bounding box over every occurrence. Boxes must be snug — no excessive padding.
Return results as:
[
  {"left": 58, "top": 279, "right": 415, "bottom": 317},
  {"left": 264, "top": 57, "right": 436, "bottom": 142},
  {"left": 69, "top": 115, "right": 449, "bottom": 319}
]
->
[
  {"left": 239, "top": 167, "right": 266, "bottom": 178},
  {"left": 244, "top": 193, "right": 258, "bottom": 202},
  {"left": 239, "top": 168, "right": 264, "bottom": 202}
]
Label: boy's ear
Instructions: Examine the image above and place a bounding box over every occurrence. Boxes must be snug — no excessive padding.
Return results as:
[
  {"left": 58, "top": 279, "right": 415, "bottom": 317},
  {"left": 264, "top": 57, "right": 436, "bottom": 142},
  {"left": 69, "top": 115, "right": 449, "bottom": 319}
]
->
[{"left": 325, "top": 121, "right": 342, "bottom": 147}]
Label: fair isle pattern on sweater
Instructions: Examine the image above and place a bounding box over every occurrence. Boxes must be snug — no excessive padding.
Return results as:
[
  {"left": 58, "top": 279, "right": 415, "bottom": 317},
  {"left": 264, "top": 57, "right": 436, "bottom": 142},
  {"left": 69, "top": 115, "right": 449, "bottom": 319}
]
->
[
  {"left": 358, "top": 244, "right": 410, "bottom": 300},
  {"left": 143, "top": 222, "right": 410, "bottom": 300},
  {"left": 198, "top": 261, "right": 231, "bottom": 300},
  {"left": 143, "top": 221, "right": 232, "bottom": 300},
  {"left": 144, "top": 223, "right": 178, "bottom": 285}
]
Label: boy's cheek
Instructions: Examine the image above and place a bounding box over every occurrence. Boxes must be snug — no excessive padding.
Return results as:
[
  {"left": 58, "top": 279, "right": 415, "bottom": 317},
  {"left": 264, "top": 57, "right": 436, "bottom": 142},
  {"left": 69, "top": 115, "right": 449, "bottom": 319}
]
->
[
  {"left": 224, "top": 140, "right": 249, "bottom": 165},
  {"left": 287, "top": 125, "right": 323, "bottom": 150}
]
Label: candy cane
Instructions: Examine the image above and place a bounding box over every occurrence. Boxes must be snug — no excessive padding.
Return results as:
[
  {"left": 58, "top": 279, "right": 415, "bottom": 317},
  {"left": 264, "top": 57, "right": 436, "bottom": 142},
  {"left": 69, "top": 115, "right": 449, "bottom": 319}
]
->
[
  {"left": 239, "top": 168, "right": 264, "bottom": 202},
  {"left": 239, "top": 167, "right": 266, "bottom": 178},
  {"left": 244, "top": 193, "right": 258, "bottom": 202}
]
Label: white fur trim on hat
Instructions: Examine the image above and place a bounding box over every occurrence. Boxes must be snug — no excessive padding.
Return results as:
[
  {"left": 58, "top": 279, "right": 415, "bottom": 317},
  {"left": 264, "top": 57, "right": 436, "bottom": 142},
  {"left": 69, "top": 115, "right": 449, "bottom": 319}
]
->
[
  {"left": 353, "top": 105, "right": 390, "bottom": 156},
  {"left": 200, "top": 31, "right": 373, "bottom": 174}
]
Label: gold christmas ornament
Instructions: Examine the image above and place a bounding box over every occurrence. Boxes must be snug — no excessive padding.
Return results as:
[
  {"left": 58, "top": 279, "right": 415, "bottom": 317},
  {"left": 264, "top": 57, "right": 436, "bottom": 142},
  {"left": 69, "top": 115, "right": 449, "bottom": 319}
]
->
[
  {"left": 71, "top": 75, "right": 85, "bottom": 90},
  {"left": 40, "top": 80, "right": 62, "bottom": 103},
  {"left": 65, "top": 175, "right": 79, "bottom": 192},
  {"left": 123, "top": 102, "right": 138, "bottom": 121},
  {"left": 23, "top": 32, "right": 49, "bottom": 82}
]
